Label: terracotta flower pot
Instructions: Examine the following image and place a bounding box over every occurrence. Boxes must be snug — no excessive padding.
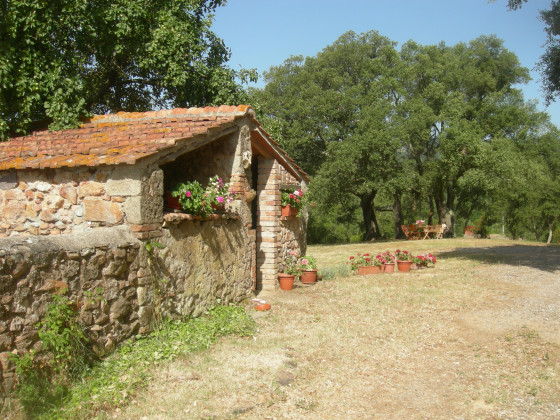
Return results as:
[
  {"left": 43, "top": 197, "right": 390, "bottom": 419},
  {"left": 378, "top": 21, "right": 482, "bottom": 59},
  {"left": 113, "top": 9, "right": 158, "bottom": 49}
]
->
[
  {"left": 357, "top": 265, "right": 382, "bottom": 275},
  {"left": 383, "top": 263, "right": 395, "bottom": 273},
  {"left": 281, "top": 205, "right": 299, "bottom": 218},
  {"left": 300, "top": 269, "right": 318, "bottom": 284},
  {"left": 164, "top": 191, "right": 182, "bottom": 210},
  {"left": 278, "top": 273, "right": 295, "bottom": 290},
  {"left": 397, "top": 261, "right": 412, "bottom": 273}
]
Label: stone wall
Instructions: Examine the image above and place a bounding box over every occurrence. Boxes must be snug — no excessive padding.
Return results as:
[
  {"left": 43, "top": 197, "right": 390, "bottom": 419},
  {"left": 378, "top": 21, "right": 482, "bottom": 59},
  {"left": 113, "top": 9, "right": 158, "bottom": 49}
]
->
[
  {"left": 0, "top": 219, "right": 254, "bottom": 395},
  {"left": 0, "top": 228, "right": 141, "bottom": 393},
  {"left": 159, "top": 217, "right": 253, "bottom": 317},
  {"left": 0, "top": 164, "right": 163, "bottom": 238}
]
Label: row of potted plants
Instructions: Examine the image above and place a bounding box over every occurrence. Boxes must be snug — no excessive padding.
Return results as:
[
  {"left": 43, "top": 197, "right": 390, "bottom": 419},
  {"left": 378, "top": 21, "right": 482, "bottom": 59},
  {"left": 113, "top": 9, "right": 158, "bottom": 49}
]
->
[
  {"left": 165, "top": 175, "right": 236, "bottom": 217},
  {"left": 348, "top": 250, "right": 437, "bottom": 274},
  {"left": 278, "top": 251, "right": 318, "bottom": 290}
]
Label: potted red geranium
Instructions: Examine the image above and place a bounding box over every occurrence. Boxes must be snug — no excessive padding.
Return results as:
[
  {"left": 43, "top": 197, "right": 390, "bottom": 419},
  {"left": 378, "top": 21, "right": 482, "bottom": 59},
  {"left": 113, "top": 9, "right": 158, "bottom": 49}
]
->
[
  {"left": 395, "top": 249, "right": 413, "bottom": 273},
  {"left": 278, "top": 251, "right": 299, "bottom": 290},
  {"left": 380, "top": 251, "right": 396, "bottom": 273},
  {"left": 298, "top": 255, "right": 318, "bottom": 284},
  {"left": 281, "top": 189, "right": 308, "bottom": 218},
  {"left": 348, "top": 253, "right": 383, "bottom": 275}
]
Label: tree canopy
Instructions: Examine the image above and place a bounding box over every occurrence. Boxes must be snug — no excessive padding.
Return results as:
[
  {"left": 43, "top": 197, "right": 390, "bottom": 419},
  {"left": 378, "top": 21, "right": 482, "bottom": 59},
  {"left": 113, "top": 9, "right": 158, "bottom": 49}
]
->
[
  {"left": 505, "top": 0, "right": 560, "bottom": 104},
  {"left": 252, "top": 30, "right": 560, "bottom": 243},
  {"left": 0, "top": 0, "right": 255, "bottom": 140}
]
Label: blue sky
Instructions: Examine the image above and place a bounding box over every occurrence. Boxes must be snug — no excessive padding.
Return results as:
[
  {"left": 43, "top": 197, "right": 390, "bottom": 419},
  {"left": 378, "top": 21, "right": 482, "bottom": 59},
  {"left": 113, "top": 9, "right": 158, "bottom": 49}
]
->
[{"left": 212, "top": 0, "right": 560, "bottom": 127}]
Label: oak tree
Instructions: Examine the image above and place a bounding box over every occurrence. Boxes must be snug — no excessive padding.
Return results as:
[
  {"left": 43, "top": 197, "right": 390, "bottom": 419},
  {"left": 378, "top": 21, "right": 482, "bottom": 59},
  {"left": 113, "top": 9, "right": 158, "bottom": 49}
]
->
[{"left": 0, "top": 0, "right": 255, "bottom": 140}]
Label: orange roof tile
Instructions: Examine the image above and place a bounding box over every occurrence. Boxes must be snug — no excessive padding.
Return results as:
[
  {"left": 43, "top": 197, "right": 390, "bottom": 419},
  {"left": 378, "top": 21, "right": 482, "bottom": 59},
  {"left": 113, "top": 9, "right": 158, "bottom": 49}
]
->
[{"left": 0, "top": 106, "right": 253, "bottom": 170}]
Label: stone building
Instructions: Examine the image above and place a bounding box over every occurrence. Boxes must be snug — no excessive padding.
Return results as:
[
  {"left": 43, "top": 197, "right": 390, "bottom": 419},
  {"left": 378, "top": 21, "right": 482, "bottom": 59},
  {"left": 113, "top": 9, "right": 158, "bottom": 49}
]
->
[{"left": 0, "top": 105, "right": 308, "bottom": 391}]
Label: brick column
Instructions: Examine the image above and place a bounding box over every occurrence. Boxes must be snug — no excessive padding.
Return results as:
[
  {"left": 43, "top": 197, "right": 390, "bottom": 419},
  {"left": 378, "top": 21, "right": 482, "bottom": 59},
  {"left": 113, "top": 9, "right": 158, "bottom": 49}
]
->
[{"left": 255, "top": 158, "right": 280, "bottom": 291}]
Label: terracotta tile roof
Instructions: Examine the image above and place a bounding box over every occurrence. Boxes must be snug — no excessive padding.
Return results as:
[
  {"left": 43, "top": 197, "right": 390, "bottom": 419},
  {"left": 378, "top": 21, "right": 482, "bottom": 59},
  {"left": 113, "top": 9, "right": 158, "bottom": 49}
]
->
[
  {"left": 0, "top": 105, "right": 253, "bottom": 170},
  {"left": 250, "top": 123, "right": 309, "bottom": 183}
]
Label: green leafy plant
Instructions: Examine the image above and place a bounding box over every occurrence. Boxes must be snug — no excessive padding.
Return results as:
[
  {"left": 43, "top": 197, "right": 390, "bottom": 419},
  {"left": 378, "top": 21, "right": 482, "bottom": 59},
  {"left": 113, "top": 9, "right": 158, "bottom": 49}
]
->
[
  {"left": 281, "top": 189, "right": 310, "bottom": 216},
  {"left": 60, "top": 304, "right": 256, "bottom": 418},
  {"left": 320, "top": 264, "right": 352, "bottom": 280},
  {"left": 144, "top": 240, "right": 170, "bottom": 329},
  {"left": 411, "top": 255, "right": 423, "bottom": 265},
  {"left": 395, "top": 249, "right": 412, "bottom": 261},
  {"left": 380, "top": 251, "right": 395, "bottom": 264},
  {"left": 171, "top": 175, "right": 236, "bottom": 216},
  {"left": 1, "top": 0, "right": 254, "bottom": 140},
  {"left": 172, "top": 180, "right": 211, "bottom": 217},
  {"left": 298, "top": 255, "right": 318, "bottom": 271},
  {"left": 205, "top": 175, "right": 236, "bottom": 206},
  {"left": 37, "top": 294, "right": 90, "bottom": 377},
  {"left": 282, "top": 250, "right": 300, "bottom": 275},
  {"left": 10, "top": 292, "right": 93, "bottom": 416},
  {"left": 417, "top": 253, "right": 437, "bottom": 267},
  {"left": 347, "top": 253, "right": 382, "bottom": 271}
]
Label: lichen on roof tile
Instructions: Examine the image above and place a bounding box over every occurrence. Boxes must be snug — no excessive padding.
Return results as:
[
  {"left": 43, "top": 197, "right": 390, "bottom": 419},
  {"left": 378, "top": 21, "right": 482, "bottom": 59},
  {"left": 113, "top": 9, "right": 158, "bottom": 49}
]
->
[{"left": 0, "top": 106, "right": 257, "bottom": 171}]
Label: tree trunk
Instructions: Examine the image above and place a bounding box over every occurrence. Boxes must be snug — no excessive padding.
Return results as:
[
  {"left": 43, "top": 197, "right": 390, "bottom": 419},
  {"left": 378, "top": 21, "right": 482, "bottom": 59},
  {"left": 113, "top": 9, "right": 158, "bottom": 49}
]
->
[
  {"left": 462, "top": 197, "right": 479, "bottom": 235},
  {"left": 547, "top": 217, "right": 557, "bottom": 244},
  {"left": 531, "top": 217, "right": 541, "bottom": 242},
  {"left": 428, "top": 196, "right": 435, "bottom": 226},
  {"left": 393, "top": 193, "right": 404, "bottom": 239},
  {"left": 434, "top": 184, "right": 455, "bottom": 237},
  {"left": 360, "top": 192, "right": 380, "bottom": 241}
]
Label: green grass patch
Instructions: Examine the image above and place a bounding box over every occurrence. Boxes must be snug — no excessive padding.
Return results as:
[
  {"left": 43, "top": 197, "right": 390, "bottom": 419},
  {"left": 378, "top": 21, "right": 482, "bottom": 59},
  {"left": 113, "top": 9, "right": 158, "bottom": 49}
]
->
[
  {"left": 320, "top": 264, "right": 351, "bottom": 280},
  {"left": 15, "top": 304, "right": 256, "bottom": 419}
]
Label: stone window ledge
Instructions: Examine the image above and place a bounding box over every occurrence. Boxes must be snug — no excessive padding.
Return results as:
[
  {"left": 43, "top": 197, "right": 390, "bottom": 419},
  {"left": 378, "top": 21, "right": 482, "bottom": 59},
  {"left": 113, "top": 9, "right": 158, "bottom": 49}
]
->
[{"left": 163, "top": 212, "right": 240, "bottom": 226}]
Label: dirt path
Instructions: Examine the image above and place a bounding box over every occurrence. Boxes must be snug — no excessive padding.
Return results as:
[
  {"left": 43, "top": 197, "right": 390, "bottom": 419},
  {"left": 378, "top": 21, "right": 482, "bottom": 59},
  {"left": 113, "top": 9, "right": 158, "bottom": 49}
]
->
[{"left": 115, "top": 240, "right": 560, "bottom": 419}]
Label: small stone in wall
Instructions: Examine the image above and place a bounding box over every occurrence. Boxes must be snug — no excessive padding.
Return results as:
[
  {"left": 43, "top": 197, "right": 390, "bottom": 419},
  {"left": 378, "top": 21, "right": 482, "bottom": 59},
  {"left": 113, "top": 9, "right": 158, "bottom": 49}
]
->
[
  {"left": 9, "top": 317, "right": 24, "bottom": 332},
  {"left": 78, "top": 181, "right": 105, "bottom": 198},
  {"left": 59, "top": 185, "right": 78, "bottom": 204},
  {"left": 40, "top": 209, "right": 56, "bottom": 222},
  {"left": 35, "top": 182, "right": 52, "bottom": 193},
  {"left": 84, "top": 199, "right": 123, "bottom": 224},
  {"left": 3, "top": 201, "right": 26, "bottom": 223},
  {"left": 45, "top": 195, "right": 64, "bottom": 210},
  {"left": 109, "top": 297, "right": 132, "bottom": 320},
  {"left": 5, "top": 189, "right": 25, "bottom": 200}
]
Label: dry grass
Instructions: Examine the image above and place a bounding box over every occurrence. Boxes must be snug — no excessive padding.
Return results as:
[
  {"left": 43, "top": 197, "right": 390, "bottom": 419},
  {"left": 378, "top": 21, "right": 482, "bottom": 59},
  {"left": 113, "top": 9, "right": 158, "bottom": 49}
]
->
[{"left": 109, "top": 238, "right": 560, "bottom": 419}]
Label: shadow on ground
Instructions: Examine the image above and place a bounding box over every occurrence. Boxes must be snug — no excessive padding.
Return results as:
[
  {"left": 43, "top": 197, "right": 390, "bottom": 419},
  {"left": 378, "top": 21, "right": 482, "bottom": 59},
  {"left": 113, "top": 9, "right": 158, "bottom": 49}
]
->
[{"left": 438, "top": 244, "right": 560, "bottom": 273}]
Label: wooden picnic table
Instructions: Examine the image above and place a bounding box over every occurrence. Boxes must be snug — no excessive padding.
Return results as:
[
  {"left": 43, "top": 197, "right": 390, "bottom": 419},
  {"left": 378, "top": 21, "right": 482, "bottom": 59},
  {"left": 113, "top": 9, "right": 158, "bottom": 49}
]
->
[{"left": 401, "top": 224, "right": 445, "bottom": 240}]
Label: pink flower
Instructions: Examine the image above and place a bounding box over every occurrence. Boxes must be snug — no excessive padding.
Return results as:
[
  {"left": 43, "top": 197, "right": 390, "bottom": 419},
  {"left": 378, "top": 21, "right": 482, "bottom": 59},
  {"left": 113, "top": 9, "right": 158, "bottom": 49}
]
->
[
  {"left": 301, "top": 258, "right": 308, "bottom": 265},
  {"left": 294, "top": 190, "right": 301, "bottom": 196},
  {"left": 290, "top": 250, "right": 296, "bottom": 255},
  {"left": 216, "top": 196, "right": 224, "bottom": 204},
  {"left": 186, "top": 191, "right": 192, "bottom": 198}
]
